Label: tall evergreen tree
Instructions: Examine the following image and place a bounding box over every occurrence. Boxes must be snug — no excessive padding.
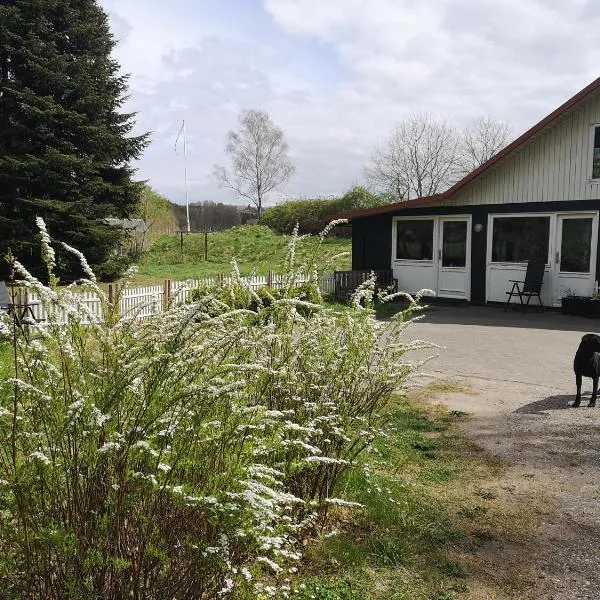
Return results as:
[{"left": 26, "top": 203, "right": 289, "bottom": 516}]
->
[{"left": 0, "top": 0, "right": 148, "bottom": 281}]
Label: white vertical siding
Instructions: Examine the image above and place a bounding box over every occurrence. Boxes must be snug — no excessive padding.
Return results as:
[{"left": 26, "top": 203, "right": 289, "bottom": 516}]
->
[{"left": 441, "top": 92, "right": 600, "bottom": 207}]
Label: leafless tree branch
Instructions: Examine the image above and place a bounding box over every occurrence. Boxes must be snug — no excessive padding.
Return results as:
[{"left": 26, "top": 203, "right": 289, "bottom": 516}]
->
[
  {"left": 365, "top": 113, "right": 512, "bottom": 201},
  {"left": 458, "top": 116, "right": 512, "bottom": 174},
  {"left": 365, "top": 113, "right": 460, "bottom": 201}
]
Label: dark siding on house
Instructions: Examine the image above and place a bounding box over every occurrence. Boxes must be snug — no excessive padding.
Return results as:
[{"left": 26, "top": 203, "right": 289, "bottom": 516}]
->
[
  {"left": 351, "top": 214, "right": 392, "bottom": 270},
  {"left": 353, "top": 199, "right": 600, "bottom": 305},
  {"left": 470, "top": 207, "right": 488, "bottom": 304}
]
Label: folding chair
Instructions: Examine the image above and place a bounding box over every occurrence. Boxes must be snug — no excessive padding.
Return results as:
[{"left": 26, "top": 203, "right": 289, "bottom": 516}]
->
[{"left": 504, "top": 262, "right": 545, "bottom": 312}]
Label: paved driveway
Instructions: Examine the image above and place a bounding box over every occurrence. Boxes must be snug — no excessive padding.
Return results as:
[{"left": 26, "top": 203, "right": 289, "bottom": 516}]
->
[
  {"left": 408, "top": 304, "right": 592, "bottom": 395},
  {"left": 406, "top": 305, "right": 600, "bottom": 599}
]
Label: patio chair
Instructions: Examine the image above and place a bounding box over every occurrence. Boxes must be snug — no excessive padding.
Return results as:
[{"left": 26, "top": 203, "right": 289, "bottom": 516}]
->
[
  {"left": 0, "top": 281, "right": 41, "bottom": 330},
  {"left": 504, "top": 262, "right": 545, "bottom": 312}
]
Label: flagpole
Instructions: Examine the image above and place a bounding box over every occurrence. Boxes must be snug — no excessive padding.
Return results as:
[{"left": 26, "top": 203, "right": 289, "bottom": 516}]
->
[{"left": 183, "top": 120, "right": 191, "bottom": 233}]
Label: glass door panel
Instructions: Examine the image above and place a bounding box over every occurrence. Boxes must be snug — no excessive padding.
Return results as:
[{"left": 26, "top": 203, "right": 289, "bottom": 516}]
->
[
  {"left": 560, "top": 218, "right": 593, "bottom": 273},
  {"left": 442, "top": 221, "right": 467, "bottom": 267}
]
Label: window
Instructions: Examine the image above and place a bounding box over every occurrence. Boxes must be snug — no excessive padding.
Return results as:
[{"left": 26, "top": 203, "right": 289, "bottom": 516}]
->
[
  {"left": 492, "top": 216, "right": 550, "bottom": 263},
  {"left": 593, "top": 126, "right": 600, "bottom": 179},
  {"left": 560, "top": 218, "right": 593, "bottom": 272},
  {"left": 442, "top": 221, "right": 467, "bottom": 267},
  {"left": 396, "top": 219, "right": 434, "bottom": 260}
]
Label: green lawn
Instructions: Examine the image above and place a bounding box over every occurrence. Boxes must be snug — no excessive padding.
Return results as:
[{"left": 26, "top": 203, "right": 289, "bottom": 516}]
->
[{"left": 133, "top": 225, "right": 351, "bottom": 284}]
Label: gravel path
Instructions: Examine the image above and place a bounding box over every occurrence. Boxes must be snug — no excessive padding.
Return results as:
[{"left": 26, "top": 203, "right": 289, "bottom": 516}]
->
[{"left": 408, "top": 305, "right": 600, "bottom": 599}]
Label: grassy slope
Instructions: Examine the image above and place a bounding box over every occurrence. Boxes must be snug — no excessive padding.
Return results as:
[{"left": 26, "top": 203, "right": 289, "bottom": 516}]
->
[
  {"left": 294, "top": 382, "right": 538, "bottom": 600},
  {"left": 134, "top": 226, "right": 351, "bottom": 284}
]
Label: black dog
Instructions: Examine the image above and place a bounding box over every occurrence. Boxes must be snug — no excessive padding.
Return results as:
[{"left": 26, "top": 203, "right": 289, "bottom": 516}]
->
[{"left": 573, "top": 333, "right": 600, "bottom": 407}]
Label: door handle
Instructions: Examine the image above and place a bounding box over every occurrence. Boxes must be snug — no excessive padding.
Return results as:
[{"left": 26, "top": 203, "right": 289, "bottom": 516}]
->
[
  {"left": 438, "top": 249, "right": 442, "bottom": 260},
  {"left": 555, "top": 251, "right": 560, "bottom": 264}
]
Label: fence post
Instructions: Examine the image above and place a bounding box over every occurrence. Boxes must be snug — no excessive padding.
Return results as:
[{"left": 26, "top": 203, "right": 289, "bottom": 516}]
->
[
  {"left": 219, "top": 273, "right": 224, "bottom": 287},
  {"left": 268, "top": 270, "right": 273, "bottom": 288},
  {"left": 14, "top": 286, "right": 25, "bottom": 307},
  {"left": 108, "top": 283, "right": 120, "bottom": 315},
  {"left": 163, "top": 279, "right": 172, "bottom": 309}
]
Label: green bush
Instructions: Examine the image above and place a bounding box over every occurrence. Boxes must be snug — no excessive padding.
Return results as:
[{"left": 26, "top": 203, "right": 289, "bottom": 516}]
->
[
  {"left": 0, "top": 221, "right": 425, "bottom": 599},
  {"left": 260, "top": 186, "right": 384, "bottom": 236}
]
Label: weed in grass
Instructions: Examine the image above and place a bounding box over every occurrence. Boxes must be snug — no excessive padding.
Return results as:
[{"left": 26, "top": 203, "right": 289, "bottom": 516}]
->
[
  {"left": 457, "top": 505, "right": 488, "bottom": 519},
  {"left": 410, "top": 437, "right": 438, "bottom": 459},
  {"left": 421, "top": 465, "right": 455, "bottom": 483},
  {"left": 475, "top": 488, "right": 498, "bottom": 500},
  {"left": 421, "top": 520, "right": 466, "bottom": 548},
  {"left": 449, "top": 410, "right": 469, "bottom": 418},
  {"left": 311, "top": 534, "right": 368, "bottom": 569},
  {"left": 472, "top": 528, "right": 495, "bottom": 542},
  {"left": 428, "top": 380, "right": 467, "bottom": 394},
  {"left": 439, "top": 561, "right": 467, "bottom": 579},
  {"left": 431, "top": 590, "right": 460, "bottom": 600},
  {"left": 293, "top": 577, "right": 366, "bottom": 600},
  {"left": 367, "top": 533, "right": 411, "bottom": 567}
]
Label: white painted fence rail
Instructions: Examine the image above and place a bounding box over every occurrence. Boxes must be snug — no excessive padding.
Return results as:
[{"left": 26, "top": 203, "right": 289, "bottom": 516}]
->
[{"left": 16, "top": 272, "right": 336, "bottom": 324}]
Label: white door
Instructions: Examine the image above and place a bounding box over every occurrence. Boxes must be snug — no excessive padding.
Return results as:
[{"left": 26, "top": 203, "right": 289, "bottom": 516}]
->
[
  {"left": 392, "top": 216, "right": 471, "bottom": 300},
  {"left": 392, "top": 218, "right": 437, "bottom": 295},
  {"left": 437, "top": 218, "right": 471, "bottom": 300},
  {"left": 553, "top": 213, "right": 598, "bottom": 304}
]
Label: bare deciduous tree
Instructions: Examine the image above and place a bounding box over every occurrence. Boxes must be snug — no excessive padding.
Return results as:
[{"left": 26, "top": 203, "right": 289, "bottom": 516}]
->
[
  {"left": 214, "top": 110, "right": 295, "bottom": 217},
  {"left": 365, "top": 114, "right": 513, "bottom": 201},
  {"left": 459, "top": 116, "right": 512, "bottom": 173},
  {"left": 365, "top": 113, "right": 460, "bottom": 201}
]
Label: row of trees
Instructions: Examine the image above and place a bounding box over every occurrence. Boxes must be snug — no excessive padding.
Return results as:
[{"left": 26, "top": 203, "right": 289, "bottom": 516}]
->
[
  {"left": 136, "top": 186, "right": 257, "bottom": 233},
  {"left": 214, "top": 110, "right": 512, "bottom": 219},
  {"left": 365, "top": 114, "right": 512, "bottom": 201}
]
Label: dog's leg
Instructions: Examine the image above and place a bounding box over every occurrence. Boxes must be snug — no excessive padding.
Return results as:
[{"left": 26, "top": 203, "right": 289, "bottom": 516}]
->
[
  {"left": 590, "top": 376, "right": 598, "bottom": 407},
  {"left": 574, "top": 373, "right": 582, "bottom": 407}
]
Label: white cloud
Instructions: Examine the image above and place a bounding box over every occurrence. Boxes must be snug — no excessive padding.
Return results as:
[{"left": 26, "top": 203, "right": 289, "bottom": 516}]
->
[{"left": 98, "top": 0, "right": 600, "bottom": 205}]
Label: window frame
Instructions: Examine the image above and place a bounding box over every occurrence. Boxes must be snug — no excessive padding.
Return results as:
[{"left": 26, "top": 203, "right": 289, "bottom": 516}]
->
[
  {"left": 488, "top": 213, "right": 552, "bottom": 266},
  {"left": 558, "top": 214, "right": 595, "bottom": 275},
  {"left": 392, "top": 216, "right": 435, "bottom": 262},
  {"left": 590, "top": 123, "right": 600, "bottom": 182}
]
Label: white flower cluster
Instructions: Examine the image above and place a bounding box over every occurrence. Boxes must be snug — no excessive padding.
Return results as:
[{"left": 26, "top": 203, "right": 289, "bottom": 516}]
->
[{"left": 0, "top": 218, "right": 426, "bottom": 598}]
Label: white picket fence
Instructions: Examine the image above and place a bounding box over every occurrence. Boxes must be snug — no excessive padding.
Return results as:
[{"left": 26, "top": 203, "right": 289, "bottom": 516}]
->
[{"left": 17, "top": 272, "right": 336, "bottom": 324}]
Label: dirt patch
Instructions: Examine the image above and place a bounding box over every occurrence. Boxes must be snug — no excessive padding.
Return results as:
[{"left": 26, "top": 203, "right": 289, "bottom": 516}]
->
[{"left": 426, "top": 379, "right": 600, "bottom": 600}]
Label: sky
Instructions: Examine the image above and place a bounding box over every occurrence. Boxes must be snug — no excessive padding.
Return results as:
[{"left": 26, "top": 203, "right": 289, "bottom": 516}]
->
[{"left": 98, "top": 0, "right": 600, "bottom": 207}]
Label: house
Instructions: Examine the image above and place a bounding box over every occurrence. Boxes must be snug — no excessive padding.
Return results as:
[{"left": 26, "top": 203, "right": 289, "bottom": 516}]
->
[
  {"left": 105, "top": 218, "right": 150, "bottom": 256},
  {"left": 339, "top": 77, "right": 600, "bottom": 307}
]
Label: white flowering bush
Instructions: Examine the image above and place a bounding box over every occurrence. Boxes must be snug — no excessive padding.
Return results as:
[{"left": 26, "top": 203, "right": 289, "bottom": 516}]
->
[{"left": 0, "top": 220, "right": 429, "bottom": 599}]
